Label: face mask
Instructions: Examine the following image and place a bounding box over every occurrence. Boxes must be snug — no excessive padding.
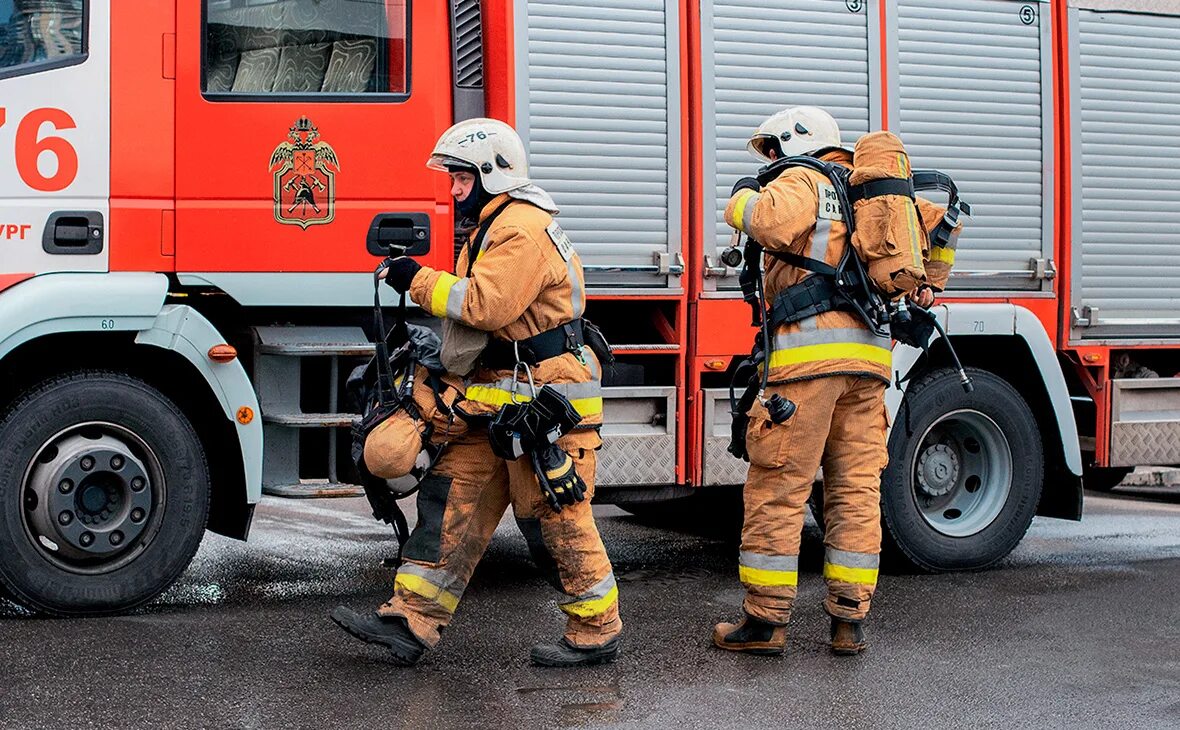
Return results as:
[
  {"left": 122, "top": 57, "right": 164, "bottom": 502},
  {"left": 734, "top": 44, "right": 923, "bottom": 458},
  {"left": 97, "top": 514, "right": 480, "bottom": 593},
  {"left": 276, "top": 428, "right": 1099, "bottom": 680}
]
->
[{"left": 455, "top": 173, "right": 488, "bottom": 219}]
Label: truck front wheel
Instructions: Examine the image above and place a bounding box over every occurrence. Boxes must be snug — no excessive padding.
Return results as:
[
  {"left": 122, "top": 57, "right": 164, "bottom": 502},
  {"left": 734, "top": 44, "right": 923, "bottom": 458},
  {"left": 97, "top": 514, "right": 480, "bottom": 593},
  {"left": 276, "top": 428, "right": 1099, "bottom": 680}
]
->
[
  {"left": 882, "top": 367, "right": 1043, "bottom": 572},
  {"left": 0, "top": 372, "right": 210, "bottom": 615}
]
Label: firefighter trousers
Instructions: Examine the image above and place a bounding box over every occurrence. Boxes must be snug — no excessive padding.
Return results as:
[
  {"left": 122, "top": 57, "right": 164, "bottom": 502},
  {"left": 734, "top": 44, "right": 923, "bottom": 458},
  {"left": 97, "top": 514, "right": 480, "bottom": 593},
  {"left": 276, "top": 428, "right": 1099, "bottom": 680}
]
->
[
  {"left": 377, "top": 437, "right": 621, "bottom": 648},
  {"left": 739, "top": 374, "right": 889, "bottom": 624}
]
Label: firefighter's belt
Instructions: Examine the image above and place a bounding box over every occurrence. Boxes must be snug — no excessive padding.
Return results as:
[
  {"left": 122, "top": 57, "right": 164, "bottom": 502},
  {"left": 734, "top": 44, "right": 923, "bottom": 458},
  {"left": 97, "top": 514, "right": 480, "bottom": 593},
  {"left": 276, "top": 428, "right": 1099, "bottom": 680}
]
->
[{"left": 481, "top": 319, "right": 586, "bottom": 369}]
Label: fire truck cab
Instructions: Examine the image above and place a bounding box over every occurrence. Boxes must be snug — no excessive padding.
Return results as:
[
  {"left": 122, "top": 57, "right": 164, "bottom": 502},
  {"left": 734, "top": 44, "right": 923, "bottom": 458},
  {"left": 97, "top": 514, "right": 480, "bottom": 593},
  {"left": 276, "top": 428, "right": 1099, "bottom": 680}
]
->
[{"left": 0, "top": 0, "right": 1177, "bottom": 616}]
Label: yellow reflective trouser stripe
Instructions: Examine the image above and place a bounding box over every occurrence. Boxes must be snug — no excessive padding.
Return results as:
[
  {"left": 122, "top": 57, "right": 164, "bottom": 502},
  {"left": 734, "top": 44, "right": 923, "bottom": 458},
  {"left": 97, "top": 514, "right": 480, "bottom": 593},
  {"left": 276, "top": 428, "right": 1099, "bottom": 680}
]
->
[
  {"left": 732, "top": 190, "right": 758, "bottom": 233},
  {"left": 465, "top": 385, "right": 604, "bottom": 418},
  {"left": 560, "top": 585, "right": 619, "bottom": 618},
  {"left": 823, "top": 563, "right": 879, "bottom": 586},
  {"left": 429, "top": 272, "right": 461, "bottom": 318},
  {"left": 930, "top": 246, "right": 955, "bottom": 264},
  {"left": 395, "top": 573, "right": 460, "bottom": 613},
  {"left": 739, "top": 565, "right": 799, "bottom": 587},
  {"left": 768, "top": 342, "right": 892, "bottom": 369}
]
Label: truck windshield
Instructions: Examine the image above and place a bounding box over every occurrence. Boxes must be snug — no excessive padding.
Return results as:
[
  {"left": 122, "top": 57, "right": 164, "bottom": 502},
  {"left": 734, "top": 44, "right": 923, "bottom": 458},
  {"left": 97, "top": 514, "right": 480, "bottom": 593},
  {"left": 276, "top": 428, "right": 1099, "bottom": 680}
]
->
[
  {"left": 0, "top": 0, "right": 85, "bottom": 76},
  {"left": 203, "top": 0, "right": 409, "bottom": 99}
]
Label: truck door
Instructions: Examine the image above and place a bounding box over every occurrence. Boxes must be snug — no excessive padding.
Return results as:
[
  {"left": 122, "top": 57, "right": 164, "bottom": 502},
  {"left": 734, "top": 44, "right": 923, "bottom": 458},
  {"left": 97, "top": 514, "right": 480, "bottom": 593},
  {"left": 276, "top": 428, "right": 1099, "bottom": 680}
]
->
[
  {"left": 174, "top": 0, "right": 452, "bottom": 297},
  {"left": 0, "top": 0, "right": 110, "bottom": 281}
]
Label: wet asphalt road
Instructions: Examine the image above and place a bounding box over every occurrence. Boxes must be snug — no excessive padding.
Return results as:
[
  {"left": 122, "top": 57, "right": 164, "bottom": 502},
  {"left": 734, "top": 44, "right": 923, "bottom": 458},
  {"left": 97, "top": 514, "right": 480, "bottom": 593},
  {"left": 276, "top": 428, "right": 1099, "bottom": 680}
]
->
[{"left": 3, "top": 485, "right": 1180, "bottom": 730}]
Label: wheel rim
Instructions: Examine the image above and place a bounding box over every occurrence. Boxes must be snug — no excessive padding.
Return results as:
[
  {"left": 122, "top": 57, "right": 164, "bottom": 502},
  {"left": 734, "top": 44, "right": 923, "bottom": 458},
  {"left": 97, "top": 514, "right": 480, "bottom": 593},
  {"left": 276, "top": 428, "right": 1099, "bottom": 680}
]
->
[
  {"left": 20, "top": 421, "right": 166, "bottom": 574},
  {"left": 910, "top": 409, "right": 1012, "bottom": 538}
]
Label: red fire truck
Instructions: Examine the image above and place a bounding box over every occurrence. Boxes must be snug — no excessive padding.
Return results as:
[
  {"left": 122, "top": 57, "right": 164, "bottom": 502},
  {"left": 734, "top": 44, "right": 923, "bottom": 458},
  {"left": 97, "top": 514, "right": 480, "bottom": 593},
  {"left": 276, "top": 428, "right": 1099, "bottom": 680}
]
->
[{"left": 1, "top": 0, "right": 1177, "bottom": 615}]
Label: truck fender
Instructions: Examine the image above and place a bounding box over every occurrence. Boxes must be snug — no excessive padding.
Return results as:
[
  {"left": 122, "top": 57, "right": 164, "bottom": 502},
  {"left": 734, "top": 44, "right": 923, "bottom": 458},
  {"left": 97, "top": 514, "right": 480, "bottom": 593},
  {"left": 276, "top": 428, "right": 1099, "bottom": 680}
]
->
[
  {"left": 885, "top": 302, "right": 1082, "bottom": 477},
  {"left": 135, "top": 305, "right": 263, "bottom": 504},
  {"left": 0, "top": 272, "right": 170, "bottom": 359},
  {"left": 0, "top": 273, "right": 262, "bottom": 504}
]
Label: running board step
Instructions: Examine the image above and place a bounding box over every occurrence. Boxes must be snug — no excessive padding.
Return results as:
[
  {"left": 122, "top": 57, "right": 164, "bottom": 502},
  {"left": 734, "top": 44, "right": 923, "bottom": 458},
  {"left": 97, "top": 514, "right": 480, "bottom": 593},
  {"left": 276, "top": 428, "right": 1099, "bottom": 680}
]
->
[
  {"left": 255, "top": 326, "right": 375, "bottom": 357},
  {"left": 263, "top": 412, "right": 359, "bottom": 428},
  {"left": 253, "top": 325, "right": 380, "bottom": 499},
  {"left": 263, "top": 481, "right": 366, "bottom": 499}
]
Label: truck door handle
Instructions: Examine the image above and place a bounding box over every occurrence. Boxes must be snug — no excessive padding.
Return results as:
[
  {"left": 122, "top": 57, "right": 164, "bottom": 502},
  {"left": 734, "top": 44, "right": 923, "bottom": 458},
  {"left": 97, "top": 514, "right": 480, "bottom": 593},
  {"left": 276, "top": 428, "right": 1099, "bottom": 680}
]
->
[
  {"left": 43, "top": 211, "right": 104, "bottom": 255},
  {"left": 366, "top": 213, "right": 430, "bottom": 257}
]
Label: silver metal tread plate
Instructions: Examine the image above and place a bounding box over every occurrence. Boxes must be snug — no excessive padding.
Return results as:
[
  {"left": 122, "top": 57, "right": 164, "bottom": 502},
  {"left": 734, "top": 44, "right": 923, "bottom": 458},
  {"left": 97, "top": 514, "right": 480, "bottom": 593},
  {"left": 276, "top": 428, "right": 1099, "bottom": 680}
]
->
[
  {"left": 1109, "top": 378, "right": 1180, "bottom": 466},
  {"left": 596, "top": 434, "right": 676, "bottom": 486},
  {"left": 703, "top": 436, "right": 751, "bottom": 487},
  {"left": 1111, "top": 422, "right": 1180, "bottom": 467}
]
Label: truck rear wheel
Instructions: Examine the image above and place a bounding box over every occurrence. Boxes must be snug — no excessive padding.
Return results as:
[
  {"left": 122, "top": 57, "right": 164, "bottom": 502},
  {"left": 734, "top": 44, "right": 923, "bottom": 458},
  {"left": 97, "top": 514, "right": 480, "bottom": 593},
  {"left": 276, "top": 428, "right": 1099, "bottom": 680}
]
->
[
  {"left": 0, "top": 372, "right": 210, "bottom": 615},
  {"left": 882, "top": 367, "right": 1043, "bottom": 572}
]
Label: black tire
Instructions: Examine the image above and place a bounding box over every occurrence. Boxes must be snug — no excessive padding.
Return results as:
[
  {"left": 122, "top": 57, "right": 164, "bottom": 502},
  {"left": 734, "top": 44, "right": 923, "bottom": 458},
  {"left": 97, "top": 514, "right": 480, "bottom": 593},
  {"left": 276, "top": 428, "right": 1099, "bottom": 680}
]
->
[
  {"left": 0, "top": 372, "right": 210, "bottom": 616},
  {"left": 1083, "top": 465, "right": 1132, "bottom": 493},
  {"left": 882, "top": 367, "right": 1043, "bottom": 572}
]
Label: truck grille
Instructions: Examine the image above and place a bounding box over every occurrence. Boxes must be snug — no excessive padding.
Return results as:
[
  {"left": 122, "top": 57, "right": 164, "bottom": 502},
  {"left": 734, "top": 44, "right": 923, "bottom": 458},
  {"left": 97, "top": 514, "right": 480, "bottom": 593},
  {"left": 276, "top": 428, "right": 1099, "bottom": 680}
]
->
[{"left": 452, "top": 0, "right": 484, "bottom": 89}]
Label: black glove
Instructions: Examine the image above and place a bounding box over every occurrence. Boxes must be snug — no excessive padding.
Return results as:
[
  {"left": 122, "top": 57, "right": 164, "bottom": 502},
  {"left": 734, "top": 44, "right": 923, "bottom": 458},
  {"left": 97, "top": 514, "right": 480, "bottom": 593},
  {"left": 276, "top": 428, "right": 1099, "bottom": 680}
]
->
[
  {"left": 731, "top": 176, "right": 761, "bottom": 197},
  {"left": 383, "top": 256, "right": 422, "bottom": 294},
  {"left": 532, "top": 444, "right": 587, "bottom": 513}
]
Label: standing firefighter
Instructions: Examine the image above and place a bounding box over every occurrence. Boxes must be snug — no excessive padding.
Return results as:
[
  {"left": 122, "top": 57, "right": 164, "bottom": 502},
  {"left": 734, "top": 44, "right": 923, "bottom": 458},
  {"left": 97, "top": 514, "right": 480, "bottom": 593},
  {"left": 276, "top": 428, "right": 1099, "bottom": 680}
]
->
[
  {"left": 713, "top": 106, "right": 937, "bottom": 656},
  {"left": 332, "top": 118, "right": 621, "bottom": 667}
]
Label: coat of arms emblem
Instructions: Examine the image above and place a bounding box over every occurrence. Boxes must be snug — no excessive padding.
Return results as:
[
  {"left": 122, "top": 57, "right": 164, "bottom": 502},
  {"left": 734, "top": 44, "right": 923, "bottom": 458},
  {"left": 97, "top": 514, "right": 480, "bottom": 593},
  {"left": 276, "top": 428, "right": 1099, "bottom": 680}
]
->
[{"left": 269, "top": 117, "right": 340, "bottom": 229}]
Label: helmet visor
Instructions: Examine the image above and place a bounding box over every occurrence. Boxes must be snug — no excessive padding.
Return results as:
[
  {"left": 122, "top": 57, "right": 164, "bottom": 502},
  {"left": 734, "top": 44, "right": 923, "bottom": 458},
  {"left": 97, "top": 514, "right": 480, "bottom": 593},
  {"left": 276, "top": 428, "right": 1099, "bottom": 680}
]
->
[
  {"left": 748, "top": 134, "right": 778, "bottom": 161},
  {"left": 426, "top": 154, "right": 476, "bottom": 173}
]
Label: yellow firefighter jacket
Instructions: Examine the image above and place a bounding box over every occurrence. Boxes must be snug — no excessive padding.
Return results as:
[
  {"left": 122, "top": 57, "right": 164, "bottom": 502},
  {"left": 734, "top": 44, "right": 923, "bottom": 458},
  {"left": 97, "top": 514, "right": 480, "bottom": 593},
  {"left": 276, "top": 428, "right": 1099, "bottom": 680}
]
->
[
  {"left": 724, "top": 149, "right": 893, "bottom": 384},
  {"left": 408, "top": 194, "right": 602, "bottom": 448}
]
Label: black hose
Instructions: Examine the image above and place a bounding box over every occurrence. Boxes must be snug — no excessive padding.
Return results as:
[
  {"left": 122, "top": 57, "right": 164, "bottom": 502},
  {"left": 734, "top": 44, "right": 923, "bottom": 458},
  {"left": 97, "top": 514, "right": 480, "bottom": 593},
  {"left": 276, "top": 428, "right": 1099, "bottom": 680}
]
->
[
  {"left": 926, "top": 310, "right": 973, "bottom": 393},
  {"left": 755, "top": 247, "right": 773, "bottom": 397}
]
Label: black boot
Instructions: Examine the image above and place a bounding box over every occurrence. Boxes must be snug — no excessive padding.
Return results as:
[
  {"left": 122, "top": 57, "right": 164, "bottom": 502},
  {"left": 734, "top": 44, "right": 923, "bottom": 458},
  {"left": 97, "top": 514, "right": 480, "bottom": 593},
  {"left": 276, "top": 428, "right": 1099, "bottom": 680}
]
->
[
  {"left": 712, "top": 614, "right": 787, "bottom": 655},
  {"left": 530, "top": 635, "right": 621, "bottom": 667},
  {"left": 830, "top": 616, "right": 867, "bottom": 656},
  {"left": 330, "top": 607, "right": 427, "bottom": 666}
]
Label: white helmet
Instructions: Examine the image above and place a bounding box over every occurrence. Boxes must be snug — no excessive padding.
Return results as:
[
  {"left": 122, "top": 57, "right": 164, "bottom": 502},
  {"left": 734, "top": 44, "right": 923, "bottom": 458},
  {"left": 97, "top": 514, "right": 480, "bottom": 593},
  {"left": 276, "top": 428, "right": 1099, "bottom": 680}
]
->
[
  {"left": 426, "top": 118, "right": 531, "bottom": 194},
  {"left": 747, "top": 106, "right": 843, "bottom": 162}
]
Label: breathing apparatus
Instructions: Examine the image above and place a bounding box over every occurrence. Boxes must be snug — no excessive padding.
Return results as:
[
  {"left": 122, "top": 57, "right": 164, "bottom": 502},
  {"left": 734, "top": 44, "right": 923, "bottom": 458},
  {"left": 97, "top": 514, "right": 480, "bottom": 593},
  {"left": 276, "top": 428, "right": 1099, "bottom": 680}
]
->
[{"left": 721, "top": 153, "right": 973, "bottom": 453}]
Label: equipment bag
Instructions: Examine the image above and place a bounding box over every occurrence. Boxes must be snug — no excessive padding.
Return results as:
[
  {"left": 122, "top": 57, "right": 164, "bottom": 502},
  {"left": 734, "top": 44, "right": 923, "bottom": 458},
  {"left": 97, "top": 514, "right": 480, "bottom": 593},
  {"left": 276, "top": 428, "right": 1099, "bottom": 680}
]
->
[{"left": 348, "top": 277, "right": 471, "bottom": 551}]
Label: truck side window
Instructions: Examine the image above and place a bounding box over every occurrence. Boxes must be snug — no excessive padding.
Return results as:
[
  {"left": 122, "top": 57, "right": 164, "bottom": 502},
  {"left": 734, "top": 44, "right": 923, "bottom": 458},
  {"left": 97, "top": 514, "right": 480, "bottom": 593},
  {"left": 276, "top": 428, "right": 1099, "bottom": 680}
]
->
[
  {"left": 0, "top": 0, "right": 86, "bottom": 76},
  {"left": 203, "top": 0, "right": 409, "bottom": 99}
]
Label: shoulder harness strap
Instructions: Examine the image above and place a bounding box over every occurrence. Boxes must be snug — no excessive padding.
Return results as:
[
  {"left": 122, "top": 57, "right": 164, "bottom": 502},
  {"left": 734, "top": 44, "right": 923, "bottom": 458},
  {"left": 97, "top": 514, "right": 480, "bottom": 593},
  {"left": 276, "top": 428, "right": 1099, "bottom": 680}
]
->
[{"left": 463, "top": 198, "right": 516, "bottom": 277}]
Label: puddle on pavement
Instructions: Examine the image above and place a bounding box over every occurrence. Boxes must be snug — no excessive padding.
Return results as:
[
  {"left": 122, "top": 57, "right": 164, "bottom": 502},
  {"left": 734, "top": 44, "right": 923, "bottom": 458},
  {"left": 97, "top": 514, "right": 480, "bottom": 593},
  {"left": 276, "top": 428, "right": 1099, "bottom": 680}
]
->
[
  {"left": 516, "top": 680, "right": 623, "bottom": 716},
  {"left": 153, "top": 582, "right": 226, "bottom": 607},
  {"left": 0, "top": 597, "right": 32, "bottom": 617}
]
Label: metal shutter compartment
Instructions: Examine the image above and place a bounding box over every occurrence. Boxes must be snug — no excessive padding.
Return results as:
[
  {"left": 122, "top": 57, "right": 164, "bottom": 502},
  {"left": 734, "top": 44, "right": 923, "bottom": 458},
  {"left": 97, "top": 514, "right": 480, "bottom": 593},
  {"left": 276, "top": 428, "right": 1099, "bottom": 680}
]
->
[
  {"left": 515, "top": 0, "right": 680, "bottom": 289},
  {"left": 1072, "top": 8, "right": 1180, "bottom": 340},
  {"left": 702, "top": 0, "right": 872, "bottom": 291},
  {"left": 896, "top": 0, "right": 1052, "bottom": 291}
]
